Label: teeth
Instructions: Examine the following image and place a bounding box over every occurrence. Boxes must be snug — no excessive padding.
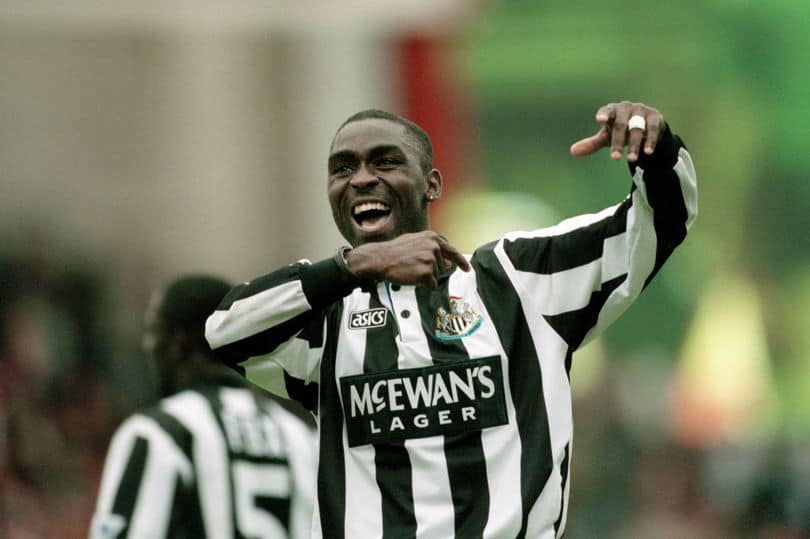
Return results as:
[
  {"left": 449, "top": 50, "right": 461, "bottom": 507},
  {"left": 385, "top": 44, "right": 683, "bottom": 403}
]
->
[{"left": 353, "top": 202, "right": 390, "bottom": 215}]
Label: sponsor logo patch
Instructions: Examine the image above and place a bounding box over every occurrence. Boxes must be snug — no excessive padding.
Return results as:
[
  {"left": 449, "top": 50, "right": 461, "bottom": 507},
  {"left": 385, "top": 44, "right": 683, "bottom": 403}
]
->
[
  {"left": 339, "top": 356, "right": 508, "bottom": 447},
  {"left": 435, "top": 296, "right": 483, "bottom": 340},
  {"left": 348, "top": 308, "right": 388, "bottom": 330}
]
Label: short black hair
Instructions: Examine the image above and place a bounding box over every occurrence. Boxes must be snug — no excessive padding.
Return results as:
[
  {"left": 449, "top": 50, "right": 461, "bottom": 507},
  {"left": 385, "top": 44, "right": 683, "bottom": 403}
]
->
[
  {"left": 159, "top": 275, "right": 232, "bottom": 341},
  {"left": 336, "top": 109, "right": 434, "bottom": 173}
]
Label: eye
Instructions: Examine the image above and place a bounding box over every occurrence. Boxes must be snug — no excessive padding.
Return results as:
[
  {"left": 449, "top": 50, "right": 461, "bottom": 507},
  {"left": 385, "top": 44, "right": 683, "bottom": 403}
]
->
[
  {"left": 376, "top": 157, "right": 401, "bottom": 169},
  {"left": 330, "top": 164, "right": 354, "bottom": 176}
]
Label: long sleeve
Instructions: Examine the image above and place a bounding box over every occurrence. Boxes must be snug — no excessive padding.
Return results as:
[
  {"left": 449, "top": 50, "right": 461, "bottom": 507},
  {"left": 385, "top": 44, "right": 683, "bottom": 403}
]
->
[
  {"left": 205, "top": 255, "right": 360, "bottom": 400},
  {"left": 488, "top": 125, "right": 697, "bottom": 351}
]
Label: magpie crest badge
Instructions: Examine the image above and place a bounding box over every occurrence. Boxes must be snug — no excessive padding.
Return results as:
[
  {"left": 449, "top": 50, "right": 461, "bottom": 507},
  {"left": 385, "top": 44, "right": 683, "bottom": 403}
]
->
[{"left": 435, "top": 296, "right": 483, "bottom": 340}]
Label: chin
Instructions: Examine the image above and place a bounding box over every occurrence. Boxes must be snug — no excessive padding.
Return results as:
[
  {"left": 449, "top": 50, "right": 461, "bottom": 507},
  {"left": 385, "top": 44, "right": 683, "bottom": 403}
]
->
[{"left": 346, "top": 224, "right": 393, "bottom": 246}]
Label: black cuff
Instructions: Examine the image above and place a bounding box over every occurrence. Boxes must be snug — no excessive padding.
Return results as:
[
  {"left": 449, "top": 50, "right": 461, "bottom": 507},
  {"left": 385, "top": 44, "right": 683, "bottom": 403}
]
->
[
  {"left": 300, "top": 254, "right": 363, "bottom": 310},
  {"left": 630, "top": 123, "right": 685, "bottom": 174}
]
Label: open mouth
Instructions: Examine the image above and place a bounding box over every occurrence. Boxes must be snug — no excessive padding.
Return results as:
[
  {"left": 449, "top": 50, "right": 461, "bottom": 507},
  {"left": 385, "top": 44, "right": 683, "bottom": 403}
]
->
[{"left": 352, "top": 201, "right": 392, "bottom": 231}]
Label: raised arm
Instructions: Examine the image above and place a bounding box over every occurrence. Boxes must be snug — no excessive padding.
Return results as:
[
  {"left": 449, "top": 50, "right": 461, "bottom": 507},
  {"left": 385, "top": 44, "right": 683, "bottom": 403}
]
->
[{"left": 481, "top": 102, "right": 697, "bottom": 351}]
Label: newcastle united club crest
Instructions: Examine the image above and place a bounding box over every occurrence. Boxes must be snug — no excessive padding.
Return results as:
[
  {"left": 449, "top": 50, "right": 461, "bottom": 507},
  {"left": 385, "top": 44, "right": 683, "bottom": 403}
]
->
[{"left": 435, "top": 296, "right": 483, "bottom": 341}]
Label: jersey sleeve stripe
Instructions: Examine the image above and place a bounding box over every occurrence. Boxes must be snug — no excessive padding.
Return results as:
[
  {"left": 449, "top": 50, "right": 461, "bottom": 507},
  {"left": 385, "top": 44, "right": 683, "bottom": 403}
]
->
[
  {"left": 217, "top": 264, "right": 304, "bottom": 309},
  {"left": 206, "top": 279, "right": 311, "bottom": 349},
  {"left": 503, "top": 198, "right": 631, "bottom": 275},
  {"left": 213, "top": 311, "right": 315, "bottom": 366},
  {"left": 542, "top": 274, "right": 627, "bottom": 351}
]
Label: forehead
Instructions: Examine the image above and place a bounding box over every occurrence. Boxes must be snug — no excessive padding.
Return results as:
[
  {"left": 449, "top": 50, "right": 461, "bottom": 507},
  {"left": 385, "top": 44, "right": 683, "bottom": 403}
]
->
[{"left": 331, "top": 118, "right": 415, "bottom": 155}]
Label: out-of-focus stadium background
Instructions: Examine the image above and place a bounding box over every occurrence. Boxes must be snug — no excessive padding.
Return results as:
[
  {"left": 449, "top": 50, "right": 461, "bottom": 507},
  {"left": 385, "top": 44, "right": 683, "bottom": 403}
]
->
[{"left": 2, "top": 1, "right": 808, "bottom": 537}]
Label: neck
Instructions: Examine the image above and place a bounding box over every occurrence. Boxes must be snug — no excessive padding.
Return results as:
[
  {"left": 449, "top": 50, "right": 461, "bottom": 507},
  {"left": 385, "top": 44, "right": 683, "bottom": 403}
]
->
[{"left": 174, "top": 352, "right": 229, "bottom": 388}]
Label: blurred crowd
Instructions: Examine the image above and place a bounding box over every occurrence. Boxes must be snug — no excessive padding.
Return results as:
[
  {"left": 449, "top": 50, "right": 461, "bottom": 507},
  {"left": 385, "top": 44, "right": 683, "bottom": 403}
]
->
[{"left": 0, "top": 239, "right": 149, "bottom": 538}]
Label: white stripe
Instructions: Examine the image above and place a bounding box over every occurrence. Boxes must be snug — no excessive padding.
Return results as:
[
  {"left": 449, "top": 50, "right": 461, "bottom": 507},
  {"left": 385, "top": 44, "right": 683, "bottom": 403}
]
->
[
  {"left": 675, "top": 147, "right": 699, "bottom": 231},
  {"left": 269, "top": 326, "right": 324, "bottom": 383},
  {"left": 502, "top": 201, "right": 623, "bottom": 242},
  {"left": 338, "top": 291, "right": 385, "bottom": 538},
  {"left": 93, "top": 417, "right": 142, "bottom": 519},
  {"left": 92, "top": 415, "right": 192, "bottom": 539},
  {"left": 268, "top": 401, "right": 318, "bottom": 539},
  {"left": 387, "top": 284, "right": 456, "bottom": 539},
  {"left": 601, "top": 232, "right": 630, "bottom": 283},
  {"left": 206, "top": 279, "right": 311, "bottom": 348},
  {"left": 582, "top": 187, "right": 657, "bottom": 346},
  {"left": 242, "top": 298, "right": 326, "bottom": 397},
  {"left": 449, "top": 266, "right": 523, "bottom": 539},
  {"left": 242, "top": 325, "right": 324, "bottom": 398},
  {"left": 219, "top": 386, "right": 258, "bottom": 415},
  {"left": 163, "top": 391, "right": 233, "bottom": 539}
]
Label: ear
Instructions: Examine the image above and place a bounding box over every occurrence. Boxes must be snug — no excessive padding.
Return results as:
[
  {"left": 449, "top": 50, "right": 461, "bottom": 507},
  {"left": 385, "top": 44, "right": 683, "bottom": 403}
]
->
[{"left": 424, "top": 168, "right": 442, "bottom": 202}]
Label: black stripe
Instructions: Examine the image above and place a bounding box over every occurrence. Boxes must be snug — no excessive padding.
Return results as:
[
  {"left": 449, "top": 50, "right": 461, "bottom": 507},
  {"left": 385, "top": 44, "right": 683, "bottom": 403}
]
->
[
  {"left": 542, "top": 274, "right": 627, "bottom": 353},
  {"left": 318, "top": 303, "right": 347, "bottom": 539},
  {"left": 166, "top": 476, "right": 204, "bottom": 539},
  {"left": 366, "top": 287, "right": 417, "bottom": 539},
  {"left": 640, "top": 160, "right": 689, "bottom": 289},
  {"left": 281, "top": 310, "right": 326, "bottom": 412},
  {"left": 472, "top": 242, "right": 553, "bottom": 539},
  {"left": 417, "top": 283, "right": 489, "bottom": 538},
  {"left": 147, "top": 408, "right": 193, "bottom": 462},
  {"left": 553, "top": 442, "right": 571, "bottom": 535},
  {"left": 443, "top": 432, "right": 488, "bottom": 539},
  {"left": 111, "top": 435, "right": 149, "bottom": 532},
  {"left": 300, "top": 257, "right": 363, "bottom": 310},
  {"left": 503, "top": 199, "right": 631, "bottom": 275},
  {"left": 627, "top": 126, "right": 689, "bottom": 289},
  {"left": 284, "top": 373, "right": 319, "bottom": 413},
  {"left": 216, "top": 311, "right": 316, "bottom": 367}
]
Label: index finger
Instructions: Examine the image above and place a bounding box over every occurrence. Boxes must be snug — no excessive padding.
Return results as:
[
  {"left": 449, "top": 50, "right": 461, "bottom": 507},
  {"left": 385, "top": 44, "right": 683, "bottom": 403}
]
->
[{"left": 439, "top": 239, "right": 471, "bottom": 272}]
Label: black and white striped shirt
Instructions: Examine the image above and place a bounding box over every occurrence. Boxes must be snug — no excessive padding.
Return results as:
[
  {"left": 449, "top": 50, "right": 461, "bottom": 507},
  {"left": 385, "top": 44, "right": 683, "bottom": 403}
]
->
[
  {"left": 205, "top": 128, "right": 697, "bottom": 538},
  {"left": 90, "top": 373, "right": 317, "bottom": 539}
]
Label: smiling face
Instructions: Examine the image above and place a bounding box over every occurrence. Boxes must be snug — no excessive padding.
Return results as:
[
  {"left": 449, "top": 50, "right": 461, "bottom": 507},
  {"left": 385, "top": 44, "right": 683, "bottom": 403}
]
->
[{"left": 328, "top": 118, "right": 441, "bottom": 246}]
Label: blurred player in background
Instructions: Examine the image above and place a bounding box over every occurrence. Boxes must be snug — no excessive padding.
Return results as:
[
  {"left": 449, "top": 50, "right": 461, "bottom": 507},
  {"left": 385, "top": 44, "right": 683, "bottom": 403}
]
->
[
  {"left": 205, "top": 102, "right": 697, "bottom": 537},
  {"left": 90, "top": 275, "right": 316, "bottom": 538}
]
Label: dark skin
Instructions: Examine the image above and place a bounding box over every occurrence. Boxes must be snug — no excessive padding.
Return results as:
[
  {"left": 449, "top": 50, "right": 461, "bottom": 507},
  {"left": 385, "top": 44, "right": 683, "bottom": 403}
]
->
[
  {"left": 142, "top": 289, "right": 217, "bottom": 397},
  {"left": 330, "top": 102, "right": 666, "bottom": 289}
]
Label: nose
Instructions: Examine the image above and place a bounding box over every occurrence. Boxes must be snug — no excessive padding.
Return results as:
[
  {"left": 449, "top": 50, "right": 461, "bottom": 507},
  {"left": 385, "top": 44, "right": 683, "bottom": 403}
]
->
[{"left": 349, "top": 164, "right": 379, "bottom": 190}]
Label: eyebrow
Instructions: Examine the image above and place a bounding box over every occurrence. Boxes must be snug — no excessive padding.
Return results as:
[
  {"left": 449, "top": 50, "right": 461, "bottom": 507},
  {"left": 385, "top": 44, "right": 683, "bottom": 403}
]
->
[{"left": 328, "top": 144, "right": 406, "bottom": 166}]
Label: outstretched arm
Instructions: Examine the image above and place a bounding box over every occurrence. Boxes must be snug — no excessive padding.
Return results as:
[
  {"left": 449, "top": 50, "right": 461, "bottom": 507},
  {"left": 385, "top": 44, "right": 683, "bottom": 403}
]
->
[{"left": 488, "top": 101, "right": 697, "bottom": 351}]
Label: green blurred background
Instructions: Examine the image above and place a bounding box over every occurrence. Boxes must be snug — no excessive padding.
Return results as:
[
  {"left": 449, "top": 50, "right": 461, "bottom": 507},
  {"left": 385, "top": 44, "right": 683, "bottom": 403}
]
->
[{"left": 456, "top": 2, "right": 810, "bottom": 536}]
